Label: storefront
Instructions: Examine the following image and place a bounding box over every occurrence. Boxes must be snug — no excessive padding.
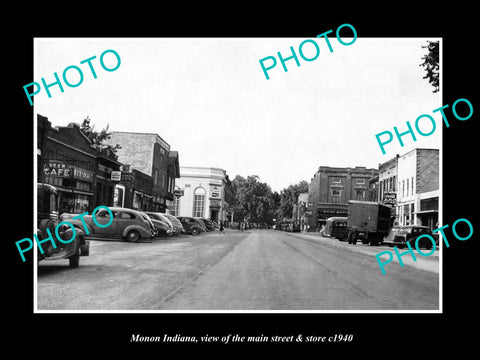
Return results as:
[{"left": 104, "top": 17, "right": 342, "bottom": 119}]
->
[
  {"left": 42, "top": 160, "right": 95, "bottom": 214},
  {"left": 118, "top": 169, "right": 154, "bottom": 211},
  {"left": 37, "top": 115, "right": 124, "bottom": 215}
]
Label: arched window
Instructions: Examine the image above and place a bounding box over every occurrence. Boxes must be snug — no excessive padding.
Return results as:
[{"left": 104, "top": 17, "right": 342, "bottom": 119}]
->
[{"left": 193, "top": 187, "right": 206, "bottom": 217}]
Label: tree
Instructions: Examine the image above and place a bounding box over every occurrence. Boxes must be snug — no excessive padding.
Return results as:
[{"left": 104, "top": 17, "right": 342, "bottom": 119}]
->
[
  {"left": 420, "top": 40, "right": 439, "bottom": 93},
  {"left": 231, "top": 174, "right": 276, "bottom": 224},
  {"left": 278, "top": 180, "right": 309, "bottom": 220},
  {"left": 80, "top": 116, "right": 121, "bottom": 153}
]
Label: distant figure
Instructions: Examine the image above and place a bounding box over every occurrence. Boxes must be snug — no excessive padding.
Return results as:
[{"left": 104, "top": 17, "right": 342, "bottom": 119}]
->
[{"left": 219, "top": 220, "right": 225, "bottom": 235}]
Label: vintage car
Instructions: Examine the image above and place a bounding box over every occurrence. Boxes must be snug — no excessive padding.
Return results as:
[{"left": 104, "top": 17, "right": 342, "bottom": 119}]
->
[
  {"left": 177, "top": 216, "right": 204, "bottom": 235},
  {"left": 194, "top": 218, "right": 208, "bottom": 232},
  {"left": 322, "top": 217, "right": 348, "bottom": 241},
  {"left": 162, "top": 213, "right": 186, "bottom": 234},
  {"left": 37, "top": 183, "right": 89, "bottom": 268},
  {"left": 200, "top": 218, "right": 218, "bottom": 231},
  {"left": 145, "top": 212, "right": 174, "bottom": 236},
  {"left": 62, "top": 207, "right": 156, "bottom": 242},
  {"left": 383, "top": 225, "right": 439, "bottom": 249}
]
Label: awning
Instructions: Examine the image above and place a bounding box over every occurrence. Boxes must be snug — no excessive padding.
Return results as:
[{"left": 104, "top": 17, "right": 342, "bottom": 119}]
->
[
  {"left": 414, "top": 210, "right": 438, "bottom": 214},
  {"left": 73, "top": 189, "right": 95, "bottom": 196}
]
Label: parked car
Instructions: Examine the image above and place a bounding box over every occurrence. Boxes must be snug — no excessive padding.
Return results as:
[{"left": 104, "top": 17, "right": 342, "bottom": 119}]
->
[
  {"left": 145, "top": 212, "right": 175, "bottom": 236},
  {"left": 209, "top": 219, "right": 221, "bottom": 230},
  {"left": 38, "top": 183, "right": 89, "bottom": 268},
  {"left": 62, "top": 207, "right": 156, "bottom": 242},
  {"left": 198, "top": 217, "right": 217, "bottom": 231},
  {"left": 230, "top": 221, "right": 240, "bottom": 229},
  {"left": 323, "top": 217, "right": 348, "bottom": 241},
  {"left": 177, "top": 216, "right": 204, "bottom": 235},
  {"left": 162, "top": 213, "right": 186, "bottom": 234},
  {"left": 383, "top": 225, "right": 438, "bottom": 249},
  {"left": 194, "top": 218, "right": 208, "bottom": 232}
]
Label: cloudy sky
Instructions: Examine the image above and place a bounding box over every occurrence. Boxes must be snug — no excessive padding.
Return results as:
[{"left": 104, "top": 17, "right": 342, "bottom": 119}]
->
[{"left": 34, "top": 37, "right": 441, "bottom": 192}]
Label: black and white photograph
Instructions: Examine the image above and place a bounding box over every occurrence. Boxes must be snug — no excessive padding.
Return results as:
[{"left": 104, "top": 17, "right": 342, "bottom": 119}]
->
[
  {"left": 32, "top": 36, "right": 442, "bottom": 312},
  {"left": 6, "top": 6, "right": 478, "bottom": 354}
]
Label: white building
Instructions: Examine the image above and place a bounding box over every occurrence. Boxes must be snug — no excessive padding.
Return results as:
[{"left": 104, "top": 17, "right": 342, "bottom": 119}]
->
[
  {"left": 396, "top": 148, "right": 439, "bottom": 229},
  {"left": 170, "top": 166, "right": 234, "bottom": 223}
]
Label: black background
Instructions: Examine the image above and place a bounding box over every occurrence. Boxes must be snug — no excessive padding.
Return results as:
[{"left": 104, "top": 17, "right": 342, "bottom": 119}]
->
[{"left": 5, "top": 3, "right": 478, "bottom": 355}]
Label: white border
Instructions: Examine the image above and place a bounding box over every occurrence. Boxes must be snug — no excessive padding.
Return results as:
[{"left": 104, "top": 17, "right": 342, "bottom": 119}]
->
[{"left": 33, "top": 37, "right": 443, "bottom": 314}]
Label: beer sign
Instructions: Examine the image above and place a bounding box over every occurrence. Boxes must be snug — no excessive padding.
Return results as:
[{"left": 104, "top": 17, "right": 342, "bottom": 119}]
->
[{"left": 44, "top": 161, "right": 71, "bottom": 177}]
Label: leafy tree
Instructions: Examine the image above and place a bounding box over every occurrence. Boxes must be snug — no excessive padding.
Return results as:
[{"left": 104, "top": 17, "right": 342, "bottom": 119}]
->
[
  {"left": 231, "top": 175, "right": 276, "bottom": 224},
  {"left": 420, "top": 40, "right": 439, "bottom": 93},
  {"left": 278, "top": 180, "right": 309, "bottom": 219},
  {"left": 80, "top": 116, "right": 121, "bottom": 153}
]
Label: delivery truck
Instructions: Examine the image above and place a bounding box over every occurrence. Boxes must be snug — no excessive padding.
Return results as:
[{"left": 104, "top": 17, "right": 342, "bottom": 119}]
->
[{"left": 346, "top": 200, "right": 392, "bottom": 246}]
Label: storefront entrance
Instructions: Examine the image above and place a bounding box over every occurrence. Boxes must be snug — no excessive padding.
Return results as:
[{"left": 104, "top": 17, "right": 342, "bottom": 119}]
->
[{"left": 210, "top": 209, "right": 219, "bottom": 222}]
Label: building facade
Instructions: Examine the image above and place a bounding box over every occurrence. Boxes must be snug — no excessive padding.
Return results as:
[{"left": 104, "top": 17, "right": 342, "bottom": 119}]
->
[
  {"left": 105, "top": 132, "right": 180, "bottom": 212},
  {"left": 307, "top": 166, "right": 379, "bottom": 230},
  {"left": 173, "top": 167, "right": 234, "bottom": 223},
  {"left": 378, "top": 154, "right": 399, "bottom": 205},
  {"left": 37, "top": 114, "right": 122, "bottom": 214},
  {"left": 293, "top": 192, "right": 309, "bottom": 231},
  {"left": 396, "top": 148, "right": 439, "bottom": 229}
]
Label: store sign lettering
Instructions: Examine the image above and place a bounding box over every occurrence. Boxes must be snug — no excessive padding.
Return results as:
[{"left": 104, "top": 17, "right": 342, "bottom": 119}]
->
[
  {"left": 383, "top": 192, "right": 397, "bottom": 205},
  {"left": 72, "top": 167, "right": 93, "bottom": 182},
  {"left": 44, "top": 167, "right": 71, "bottom": 177}
]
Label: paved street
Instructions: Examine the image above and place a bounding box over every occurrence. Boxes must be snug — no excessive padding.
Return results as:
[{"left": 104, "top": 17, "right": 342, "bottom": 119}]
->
[{"left": 37, "top": 229, "right": 439, "bottom": 311}]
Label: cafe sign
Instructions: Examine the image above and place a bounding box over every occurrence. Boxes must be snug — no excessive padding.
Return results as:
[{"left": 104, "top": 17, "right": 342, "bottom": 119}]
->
[{"left": 44, "top": 161, "right": 71, "bottom": 177}]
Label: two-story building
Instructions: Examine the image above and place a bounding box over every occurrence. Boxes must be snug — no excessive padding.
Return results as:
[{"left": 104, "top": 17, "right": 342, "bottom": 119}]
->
[
  {"left": 105, "top": 132, "right": 180, "bottom": 212},
  {"left": 396, "top": 148, "right": 439, "bottom": 229},
  {"left": 307, "top": 166, "right": 379, "bottom": 231},
  {"left": 37, "top": 114, "right": 122, "bottom": 214}
]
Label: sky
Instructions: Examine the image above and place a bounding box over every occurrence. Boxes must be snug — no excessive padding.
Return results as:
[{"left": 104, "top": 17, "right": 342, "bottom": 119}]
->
[{"left": 34, "top": 37, "right": 441, "bottom": 192}]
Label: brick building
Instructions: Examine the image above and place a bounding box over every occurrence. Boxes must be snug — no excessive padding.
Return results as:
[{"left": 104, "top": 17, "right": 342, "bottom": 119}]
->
[
  {"left": 378, "top": 154, "right": 399, "bottom": 204},
  {"left": 396, "top": 148, "right": 439, "bottom": 228},
  {"left": 307, "top": 166, "right": 379, "bottom": 231},
  {"left": 37, "top": 114, "right": 122, "bottom": 214},
  {"left": 105, "top": 132, "right": 180, "bottom": 212}
]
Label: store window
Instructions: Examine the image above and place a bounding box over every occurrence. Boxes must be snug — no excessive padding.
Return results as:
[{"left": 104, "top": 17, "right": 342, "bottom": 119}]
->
[{"left": 193, "top": 187, "right": 206, "bottom": 217}]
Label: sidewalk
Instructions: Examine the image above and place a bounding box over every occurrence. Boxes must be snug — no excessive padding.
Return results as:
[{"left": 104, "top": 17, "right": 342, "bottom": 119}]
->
[{"left": 285, "top": 230, "right": 440, "bottom": 274}]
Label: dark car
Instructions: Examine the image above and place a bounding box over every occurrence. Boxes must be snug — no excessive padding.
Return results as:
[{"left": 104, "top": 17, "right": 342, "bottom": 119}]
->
[
  {"left": 194, "top": 218, "right": 208, "bottom": 232},
  {"left": 38, "top": 183, "right": 89, "bottom": 268},
  {"left": 145, "top": 212, "right": 174, "bottom": 236},
  {"left": 162, "top": 213, "right": 186, "bottom": 234},
  {"left": 177, "top": 216, "right": 204, "bottom": 235},
  {"left": 230, "top": 221, "right": 240, "bottom": 229},
  {"left": 199, "top": 218, "right": 217, "bottom": 231},
  {"left": 383, "top": 225, "right": 438, "bottom": 249},
  {"left": 322, "top": 217, "right": 348, "bottom": 241},
  {"left": 63, "top": 207, "right": 156, "bottom": 242}
]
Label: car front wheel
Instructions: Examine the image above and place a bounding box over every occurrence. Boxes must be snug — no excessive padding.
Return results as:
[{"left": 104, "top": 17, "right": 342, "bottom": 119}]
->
[{"left": 190, "top": 228, "right": 200, "bottom": 236}]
